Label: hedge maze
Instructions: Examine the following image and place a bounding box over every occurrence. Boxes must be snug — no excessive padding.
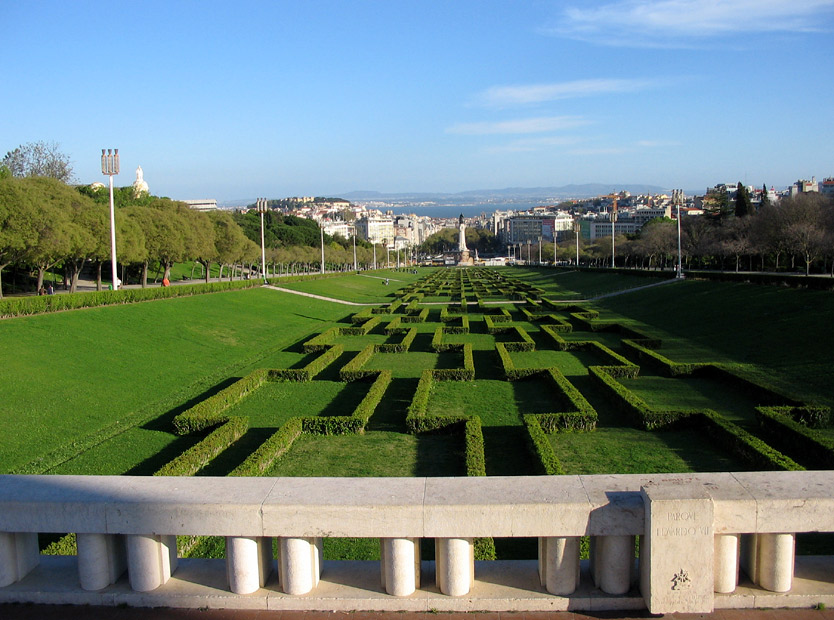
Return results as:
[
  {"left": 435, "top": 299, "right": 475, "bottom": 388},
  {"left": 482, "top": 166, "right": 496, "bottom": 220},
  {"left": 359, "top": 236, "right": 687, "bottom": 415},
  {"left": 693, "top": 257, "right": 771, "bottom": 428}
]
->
[{"left": 82, "top": 267, "right": 833, "bottom": 559}]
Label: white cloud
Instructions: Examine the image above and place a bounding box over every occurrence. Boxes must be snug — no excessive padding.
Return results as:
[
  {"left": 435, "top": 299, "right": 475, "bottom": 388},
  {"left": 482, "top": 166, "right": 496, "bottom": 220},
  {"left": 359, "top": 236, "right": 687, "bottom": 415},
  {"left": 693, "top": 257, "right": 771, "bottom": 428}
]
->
[
  {"left": 551, "top": 0, "right": 834, "bottom": 45},
  {"left": 478, "top": 78, "right": 655, "bottom": 107},
  {"left": 446, "top": 116, "right": 590, "bottom": 135},
  {"left": 486, "top": 136, "right": 586, "bottom": 154}
]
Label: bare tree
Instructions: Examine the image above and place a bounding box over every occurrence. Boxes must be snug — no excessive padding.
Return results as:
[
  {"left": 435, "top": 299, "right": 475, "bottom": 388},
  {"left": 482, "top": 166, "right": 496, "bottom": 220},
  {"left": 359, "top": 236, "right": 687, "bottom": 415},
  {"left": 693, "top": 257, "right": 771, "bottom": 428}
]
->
[
  {"left": 780, "top": 193, "right": 828, "bottom": 275},
  {"left": 2, "top": 141, "right": 74, "bottom": 183}
]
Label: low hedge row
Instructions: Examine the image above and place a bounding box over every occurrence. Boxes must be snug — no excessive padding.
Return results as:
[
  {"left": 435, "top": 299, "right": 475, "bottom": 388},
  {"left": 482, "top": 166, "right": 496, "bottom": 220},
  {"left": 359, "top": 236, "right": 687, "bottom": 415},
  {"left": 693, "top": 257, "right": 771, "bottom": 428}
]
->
[
  {"left": 302, "top": 327, "right": 340, "bottom": 353},
  {"left": 442, "top": 315, "right": 470, "bottom": 334},
  {"left": 698, "top": 410, "right": 804, "bottom": 471},
  {"left": 429, "top": 343, "right": 475, "bottom": 381},
  {"left": 543, "top": 369, "right": 598, "bottom": 427},
  {"left": 523, "top": 414, "right": 565, "bottom": 475},
  {"left": 401, "top": 307, "right": 429, "bottom": 323},
  {"left": 155, "top": 416, "right": 249, "bottom": 476},
  {"left": 375, "top": 327, "right": 417, "bottom": 353},
  {"left": 269, "top": 344, "right": 344, "bottom": 382},
  {"left": 502, "top": 326, "right": 535, "bottom": 352},
  {"left": 339, "top": 344, "right": 377, "bottom": 381},
  {"left": 173, "top": 368, "right": 269, "bottom": 434},
  {"left": 754, "top": 406, "right": 834, "bottom": 469},
  {"left": 496, "top": 343, "right": 540, "bottom": 381},
  {"left": 384, "top": 317, "right": 408, "bottom": 334},
  {"left": 621, "top": 339, "right": 707, "bottom": 376},
  {"left": 230, "top": 417, "right": 304, "bottom": 476},
  {"left": 350, "top": 307, "right": 374, "bottom": 323},
  {"left": 694, "top": 365, "right": 803, "bottom": 408}
]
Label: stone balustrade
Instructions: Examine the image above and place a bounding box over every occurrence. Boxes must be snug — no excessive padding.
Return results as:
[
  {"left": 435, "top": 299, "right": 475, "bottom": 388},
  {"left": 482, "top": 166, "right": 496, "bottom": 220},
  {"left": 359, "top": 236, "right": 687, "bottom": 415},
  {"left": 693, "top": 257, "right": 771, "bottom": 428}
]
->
[{"left": 1, "top": 472, "right": 833, "bottom": 613}]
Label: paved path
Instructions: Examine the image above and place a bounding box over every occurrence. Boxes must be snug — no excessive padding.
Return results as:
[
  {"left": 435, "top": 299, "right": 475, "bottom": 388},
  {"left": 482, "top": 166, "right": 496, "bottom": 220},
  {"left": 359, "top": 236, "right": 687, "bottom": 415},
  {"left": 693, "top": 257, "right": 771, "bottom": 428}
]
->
[
  {"left": 2, "top": 604, "right": 832, "bottom": 620},
  {"left": 263, "top": 285, "right": 379, "bottom": 306}
]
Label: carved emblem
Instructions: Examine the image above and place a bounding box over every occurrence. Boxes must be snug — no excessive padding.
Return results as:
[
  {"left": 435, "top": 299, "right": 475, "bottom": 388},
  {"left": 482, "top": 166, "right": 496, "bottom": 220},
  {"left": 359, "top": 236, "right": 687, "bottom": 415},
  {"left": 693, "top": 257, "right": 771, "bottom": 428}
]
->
[{"left": 671, "top": 568, "right": 691, "bottom": 590}]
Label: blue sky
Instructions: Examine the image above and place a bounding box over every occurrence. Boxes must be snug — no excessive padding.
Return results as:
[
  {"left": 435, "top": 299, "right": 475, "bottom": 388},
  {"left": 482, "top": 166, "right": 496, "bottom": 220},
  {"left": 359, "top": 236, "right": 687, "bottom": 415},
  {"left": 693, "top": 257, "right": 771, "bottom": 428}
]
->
[{"left": 3, "top": 0, "right": 833, "bottom": 201}]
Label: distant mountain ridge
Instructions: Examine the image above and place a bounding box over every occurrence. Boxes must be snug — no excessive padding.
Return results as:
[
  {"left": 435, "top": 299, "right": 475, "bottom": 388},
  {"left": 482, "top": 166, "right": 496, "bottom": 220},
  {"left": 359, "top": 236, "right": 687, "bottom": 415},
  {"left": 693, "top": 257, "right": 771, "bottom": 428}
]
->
[{"left": 342, "top": 183, "right": 670, "bottom": 202}]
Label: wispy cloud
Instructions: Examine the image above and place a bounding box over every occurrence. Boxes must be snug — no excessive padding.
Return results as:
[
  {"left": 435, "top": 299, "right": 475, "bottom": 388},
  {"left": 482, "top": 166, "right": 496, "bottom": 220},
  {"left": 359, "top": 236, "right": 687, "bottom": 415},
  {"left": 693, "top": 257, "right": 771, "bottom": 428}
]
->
[
  {"left": 550, "top": 0, "right": 834, "bottom": 46},
  {"left": 446, "top": 116, "right": 590, "bottom": 135},
  {"left": 485, "top": 136, "right": 586, "bottom": 154},
  {"left": 477, "top": 78, "right": 655, "bottom": 107}
]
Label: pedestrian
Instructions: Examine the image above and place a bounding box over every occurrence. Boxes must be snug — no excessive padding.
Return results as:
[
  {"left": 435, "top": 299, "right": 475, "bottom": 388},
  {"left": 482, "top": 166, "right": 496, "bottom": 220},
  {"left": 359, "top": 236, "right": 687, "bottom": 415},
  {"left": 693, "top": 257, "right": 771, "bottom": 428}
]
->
[
  {"left": 162, "top": 277, "right": 170, "bottom": 287},
  {"left": 47, "top": 284, "right": 54, "bottom": 295}
]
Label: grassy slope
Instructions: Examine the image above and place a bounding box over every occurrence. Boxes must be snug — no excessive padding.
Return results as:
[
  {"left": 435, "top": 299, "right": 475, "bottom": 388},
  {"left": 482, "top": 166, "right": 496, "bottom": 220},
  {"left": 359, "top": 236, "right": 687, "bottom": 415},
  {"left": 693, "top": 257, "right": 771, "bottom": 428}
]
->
[{"left": 0, "top": 288, "right": 350, "bottom": 473}]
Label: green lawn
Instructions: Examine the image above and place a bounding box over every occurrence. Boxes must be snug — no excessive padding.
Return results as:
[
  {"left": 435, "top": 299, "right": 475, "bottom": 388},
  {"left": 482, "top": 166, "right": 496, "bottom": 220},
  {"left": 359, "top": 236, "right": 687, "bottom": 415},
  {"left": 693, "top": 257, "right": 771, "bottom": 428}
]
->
[{"left": 277, "top": 268, "right": 434, "bottom": 304}]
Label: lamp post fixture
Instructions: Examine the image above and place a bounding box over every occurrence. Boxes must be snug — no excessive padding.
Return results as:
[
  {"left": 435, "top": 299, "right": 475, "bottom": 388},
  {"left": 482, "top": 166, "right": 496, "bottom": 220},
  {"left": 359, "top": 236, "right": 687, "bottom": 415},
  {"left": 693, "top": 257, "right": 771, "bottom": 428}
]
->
[
  {"left": 574, "top": 217, "right": 581, "bottom": 266},
  {"left": 610, "top": 198, "right": 618, "bottom": 269},
  {"left": 101, "top": 149, "right": 120, "bottom": 290},
  {"left": 320, "top": 224, "right": 325, "bottom": 274},
  {"left": 373, "top": 242, "right": 377, "bottom": 270},
  {"left": 674, "top": 189, "right": 684, "bottom": 279},
  {"left": 538, "top": 236, "right": 542, "bottom": 265},
  {"left": 256, "top": 198, "right": 268, "bottom": 284},
  {"left": 352, "top": 227, "right": 358, "bottom": 271}
]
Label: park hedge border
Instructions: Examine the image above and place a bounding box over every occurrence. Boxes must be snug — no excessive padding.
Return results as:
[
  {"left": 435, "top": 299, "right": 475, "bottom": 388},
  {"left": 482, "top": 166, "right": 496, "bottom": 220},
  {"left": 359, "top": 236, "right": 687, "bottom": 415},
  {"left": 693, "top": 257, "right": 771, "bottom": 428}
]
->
[
  {"left": 523, "top": 414, "right": 565, "bottom": 476},
  {"left": 375, "top": 327, "right": 417, "bottom": 353},
  {"left": 339, "top": 344, "right": 377, "bottom": 381},
  {"left": 754, "top": 406, "right": 834, "bottom": 469},
  {"left": 155, "top": 416, "right": 249, "bottom": 476}
]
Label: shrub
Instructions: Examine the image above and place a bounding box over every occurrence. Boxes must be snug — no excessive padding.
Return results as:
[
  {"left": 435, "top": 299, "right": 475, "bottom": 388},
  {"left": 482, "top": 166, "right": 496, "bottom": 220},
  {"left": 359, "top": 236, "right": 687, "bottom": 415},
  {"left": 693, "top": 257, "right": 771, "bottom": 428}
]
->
[
  {"left": 302, "top": 327, "right": 340, "bottom": 353},
  {"left": 375, "top": 327, "right": 417, "bottom": 353},
  {"left": 230, "top": 417, "right": 303, "bottom": 476},
  {"left": 173, "top": 369, "right": 268, "bottom": 434},
  {"left": 523, "top": 415, "right": 565, "bottom": 475},
  {"left": 155, "top": 417, "right": 248, "bottom": 476},
  {"left": 754, "top": 406, "right": 834, "bottom": 469},
  {"left": 339, "top": 344, "right": 377, "bottom": 381}
]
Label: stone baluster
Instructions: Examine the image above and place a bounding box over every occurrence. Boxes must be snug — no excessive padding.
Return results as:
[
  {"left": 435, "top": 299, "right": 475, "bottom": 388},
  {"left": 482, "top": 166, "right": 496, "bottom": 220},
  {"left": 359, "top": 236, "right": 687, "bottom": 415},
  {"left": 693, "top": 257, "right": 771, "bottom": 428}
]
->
[
  {"left": 380, "top": 537, "right": 420, "bottom": 596},
  {"left": 279, "top": 536, "right": 322, "bottom": 595},
  {"left": 77, "top": 533, "right": 126, "bottom": 591},
  {"left": 539, "top": 536, "right": 580, "bottom": 595},
  {"left": 225, "top": 536, "right": 272, "bottom": 594},
  {"left": 757, "top": 533, "right": 795, "bottom": 593},
  {"left": 435, "top": 537, "right": 474, "bottom": 596},
  {"left": 126, "top": 534, "right": 177, "bottom": 592},
  {"left": 714, "top": 534, "right": 739, "bottom": 593},
  {"left": 592, "top": 535, "right": 634, "bottom": 595},
  {"left": 0, "top": 532, "right": 39, "bottom": 587}
]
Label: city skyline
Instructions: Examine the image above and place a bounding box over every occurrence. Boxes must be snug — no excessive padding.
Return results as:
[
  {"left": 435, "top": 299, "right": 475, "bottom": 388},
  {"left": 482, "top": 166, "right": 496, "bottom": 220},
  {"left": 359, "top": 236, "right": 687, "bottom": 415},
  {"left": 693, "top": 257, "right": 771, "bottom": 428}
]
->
[{"left": 3, "top": 0, "right": 833, "bottom": 201}]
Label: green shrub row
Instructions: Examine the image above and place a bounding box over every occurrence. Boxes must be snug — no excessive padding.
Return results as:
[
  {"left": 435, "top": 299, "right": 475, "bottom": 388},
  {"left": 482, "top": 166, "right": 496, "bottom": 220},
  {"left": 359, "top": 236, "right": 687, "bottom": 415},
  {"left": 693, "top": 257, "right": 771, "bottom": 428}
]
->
[
  {"left": 496, "top": 343, "right": 540, "bottom": 381},
  {"left": 697, "top": 410, "right": 804, "bottom": 471},
  {"left": 465, "top": 416, "right": 486, "bottom": 477},
  {"left": 173, "top": 368, "right": 269, "bottom": 434},
  {"left": 543, "top": 369, "right": 598, "bottom": 427},
  {"left": 694, "top": 365, "right": 802, "bottom": 408},
  {"left": 523, "top": 414, "right": 565, "bottom": 475},
  {"left": 429, "top": 343, "right": 475, "bottom": 381},
  {"left": 372, "top": 299, "right": 403, "bottom": 314},
  {"left": 339, "top": 344, "right": 377, "bottom": 381},
  {"left": 621, "top": 339, "right": 707, "bottom": 376},
  {"left": 406, "top": 370, "right": 467, "bottom": 432},
  {"left": 302, "top": 326, "right": 340, "bottom": 353},
  {"left": 230, "top": 417, "right": 303, "bottom": 476},
  {"left": 401, "top": 307, "right": 429, "bottom": 323},
  {"left": 754, "top": 406, "right": 834, "bottom": 469},
  {"left": 442, "top": 315, "right": 470, "bottom": 334},
  {"left": 384, "top": 316, "right": 409, "bottom": 334},
  {"left": 269, "top": 344, "right": 343, "bottom": 382},
  {"left": 588, "top": 366, "right": 689, "bottom": 430},
  {"left": 502, "top": 326, "right": 535, "bottom": 352},
  {"left": 350, "top": 307, "right": 374, "bottom": 323},
  {"left": 155, "top": 417, "right": 249, "bottom": 476},
  {"left": 375, "top": 327, "right": 417, "bottom": 353}
]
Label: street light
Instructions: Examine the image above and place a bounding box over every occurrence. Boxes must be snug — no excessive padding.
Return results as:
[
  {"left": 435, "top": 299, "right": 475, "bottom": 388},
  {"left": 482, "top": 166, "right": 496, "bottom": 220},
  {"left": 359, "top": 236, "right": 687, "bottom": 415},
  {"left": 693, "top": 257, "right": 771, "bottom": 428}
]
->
[
  {"left": 101, "top": 149, "right": 119, "bottom": 290},
  {"left": 256, "top": 198, "right": 268, "bottom": 284},
  {"left": 573, "top": 218, "right": 581, "bottom": 266},
  {"left": 674, "top": 189, "right": 684, "bottom": 279},
  {"left": 610, "top": 198, "right": 618, "bottom": 269},
  {"left": 538, "top": 236, "right": 542, "bottom": 265},
  {"left": 352, "top": 226, "right": 358, "bottom": 271},
  {"left": 320, "top": 224, "right": 325, "bottom": 274}
]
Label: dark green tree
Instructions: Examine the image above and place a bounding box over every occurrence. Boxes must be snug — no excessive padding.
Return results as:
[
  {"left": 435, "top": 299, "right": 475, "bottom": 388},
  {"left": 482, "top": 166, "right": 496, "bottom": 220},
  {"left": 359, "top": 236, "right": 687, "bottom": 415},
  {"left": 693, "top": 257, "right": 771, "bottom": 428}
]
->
[
  {"left": 734, "top": 182, "right": 753, "bottom": 217},
  {"left": 760, "top": 184, "right": 771, "bottom": 210}
]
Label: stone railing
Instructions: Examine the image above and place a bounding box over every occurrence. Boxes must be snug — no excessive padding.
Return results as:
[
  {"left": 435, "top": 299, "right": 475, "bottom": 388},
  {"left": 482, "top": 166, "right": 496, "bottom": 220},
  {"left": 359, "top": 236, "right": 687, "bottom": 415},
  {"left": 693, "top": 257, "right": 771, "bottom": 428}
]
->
[{"left": 1, "top": 472, "right": 833, "bottom": 613}]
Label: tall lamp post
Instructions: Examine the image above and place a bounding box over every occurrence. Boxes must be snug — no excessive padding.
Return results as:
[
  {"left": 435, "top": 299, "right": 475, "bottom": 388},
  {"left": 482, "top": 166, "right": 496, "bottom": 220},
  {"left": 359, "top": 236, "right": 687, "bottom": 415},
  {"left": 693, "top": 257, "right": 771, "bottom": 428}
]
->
[
  {"left": 256, "top": 198, "right": 268, "bottom": 283},
  {"left": 538, "top": 236, "right": 542, "bottom": 265},
  {"left": 101, "top": 149, "right": 120, "bottom": 290},
  {"left": 574, "top": 217, "right": 581, "bottom": 266},
  {"left": 320, "top": 224, "right": 325, "bottom": 274},
  {"left": 373, "top": 242, "right": 377, "bottom": 270},
  {"left": 610, "top": 198, "right": 618, "bottom": 269},
  {"left": 352, "top": 226, "right": 358, "bottom": 271},
  {"left": 674, "top": 189, "right": 684, "bottom": 279}
]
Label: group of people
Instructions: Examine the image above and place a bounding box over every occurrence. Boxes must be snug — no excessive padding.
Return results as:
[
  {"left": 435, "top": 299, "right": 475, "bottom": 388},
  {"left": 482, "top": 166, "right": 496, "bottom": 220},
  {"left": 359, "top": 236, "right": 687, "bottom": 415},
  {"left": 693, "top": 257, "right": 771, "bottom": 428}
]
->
[{"left": 37, "top": 284, "right": 55, "bottom": 296}]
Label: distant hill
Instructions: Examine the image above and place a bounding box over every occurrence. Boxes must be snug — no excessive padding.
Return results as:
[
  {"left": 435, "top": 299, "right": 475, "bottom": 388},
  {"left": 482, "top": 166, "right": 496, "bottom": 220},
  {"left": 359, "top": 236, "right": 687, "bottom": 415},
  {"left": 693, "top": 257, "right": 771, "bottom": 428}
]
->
[{"left": 342, "top": 183, "right": 670, "bottom": 203}]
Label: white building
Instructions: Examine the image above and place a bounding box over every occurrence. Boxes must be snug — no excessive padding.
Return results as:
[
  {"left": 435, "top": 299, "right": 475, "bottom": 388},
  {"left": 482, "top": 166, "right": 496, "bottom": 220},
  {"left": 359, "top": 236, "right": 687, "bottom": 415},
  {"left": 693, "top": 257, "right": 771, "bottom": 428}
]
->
[
  {"left": 355, "top": 215, "right": 395, "bottom": 246},
  {"left": 183, "top": 199, "right": 218, "bottom": 212}
]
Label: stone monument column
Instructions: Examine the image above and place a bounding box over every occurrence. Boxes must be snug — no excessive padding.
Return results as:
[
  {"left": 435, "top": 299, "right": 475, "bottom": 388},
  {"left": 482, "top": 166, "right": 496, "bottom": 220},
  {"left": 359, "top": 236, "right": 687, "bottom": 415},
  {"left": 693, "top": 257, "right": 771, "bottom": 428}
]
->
[{"left": 458, "top": 214, "right": 467, "bottom": 252}]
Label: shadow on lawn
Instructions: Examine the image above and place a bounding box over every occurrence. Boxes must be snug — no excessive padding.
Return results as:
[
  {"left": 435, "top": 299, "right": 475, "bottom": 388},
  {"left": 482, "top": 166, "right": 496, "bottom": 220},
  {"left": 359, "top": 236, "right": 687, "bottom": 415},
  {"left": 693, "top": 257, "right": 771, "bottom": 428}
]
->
[{"left": 140, "top": 377, "right": 241, "bottom": 433}]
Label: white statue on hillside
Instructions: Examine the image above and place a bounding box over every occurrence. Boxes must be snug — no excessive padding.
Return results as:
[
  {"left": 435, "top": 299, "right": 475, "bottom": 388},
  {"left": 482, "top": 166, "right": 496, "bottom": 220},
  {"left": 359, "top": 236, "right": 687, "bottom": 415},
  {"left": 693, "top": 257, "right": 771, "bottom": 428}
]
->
[
  {"left": 133, "top": 165, "right": 149, "bottom": 197},
  {"left": 458, "top": 213, "right": 467, "bottom": 252}
]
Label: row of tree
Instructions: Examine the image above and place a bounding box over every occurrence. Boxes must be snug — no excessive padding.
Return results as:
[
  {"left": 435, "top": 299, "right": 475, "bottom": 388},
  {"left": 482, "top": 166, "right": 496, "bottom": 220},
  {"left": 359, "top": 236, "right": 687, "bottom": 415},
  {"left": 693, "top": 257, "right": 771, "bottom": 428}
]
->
[{"left": 0, "top": 175, "right": 398, "bottom": 298}]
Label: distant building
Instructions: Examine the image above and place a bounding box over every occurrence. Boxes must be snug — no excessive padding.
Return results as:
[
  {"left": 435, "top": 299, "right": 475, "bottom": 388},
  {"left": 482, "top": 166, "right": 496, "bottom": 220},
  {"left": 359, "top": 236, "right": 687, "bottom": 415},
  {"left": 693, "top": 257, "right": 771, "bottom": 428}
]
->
[
  {"left": 355, "top": 214, "right": 395, "bottom": 246},
  {"left": 819, "top": 177, "right": 834, "bottom": 198},
  {"left": 791, "top": 177, "right": 819, "bottom": 196},
  {"left": 183, "top": 199, "right": 218, "bottom": 212}
]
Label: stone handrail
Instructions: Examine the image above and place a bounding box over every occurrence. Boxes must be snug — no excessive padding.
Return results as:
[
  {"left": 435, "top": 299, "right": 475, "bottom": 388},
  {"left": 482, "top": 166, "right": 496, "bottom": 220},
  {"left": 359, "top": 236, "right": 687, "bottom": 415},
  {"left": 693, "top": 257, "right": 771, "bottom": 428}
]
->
[{"left": 1, "top": 471, "right": 833, "bottom": 613}]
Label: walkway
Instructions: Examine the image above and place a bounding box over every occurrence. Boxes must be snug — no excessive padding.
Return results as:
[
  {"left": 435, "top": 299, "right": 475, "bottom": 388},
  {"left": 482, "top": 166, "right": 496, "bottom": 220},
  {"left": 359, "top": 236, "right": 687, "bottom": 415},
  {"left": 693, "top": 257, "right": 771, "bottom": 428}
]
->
[{"left": 2, "top": 605, "right": 832, "bottom": 619}]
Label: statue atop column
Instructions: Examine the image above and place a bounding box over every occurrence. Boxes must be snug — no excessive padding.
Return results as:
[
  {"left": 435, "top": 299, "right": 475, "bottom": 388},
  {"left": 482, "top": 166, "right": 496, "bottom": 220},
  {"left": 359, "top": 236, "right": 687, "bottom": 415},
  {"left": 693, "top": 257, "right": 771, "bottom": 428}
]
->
[{"left": 458, "top": 213, "right": 467, "bottom": 252}]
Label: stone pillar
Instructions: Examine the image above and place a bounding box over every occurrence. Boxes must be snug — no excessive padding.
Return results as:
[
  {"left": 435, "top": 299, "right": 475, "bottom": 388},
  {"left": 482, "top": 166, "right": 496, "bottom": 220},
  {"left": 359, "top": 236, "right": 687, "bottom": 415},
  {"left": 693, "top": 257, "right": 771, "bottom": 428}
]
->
[
  {"left": 739, "top": 533, "right": 758, "bottom": 584},
  {"left": 226, "top": 536, "right": 272, "bottom": 594},
  {"left": 77, "top": 533, "right": 126, "bottom": 591},
  {"left": 280, "top": 537, "right": 322, "bottom": 595},
  {"left": 539, "top": 536, "right": 580, "bottom": 595},
  {"left": 380, "top": 537, "right": 420, "bottom": 596},
  {"left": 592, "top": 535, "right": 634, "bottom": 595},
  {"left": 126, "top": 534, "right": 176, "bottom": 592},
  {"left": 714, "top": 534, "right": 739, "bottom": 593},
  {"left": 640, "top": 481, "right": 714, "bottom": 614},
  {"left": 757, "top": 533, "right": 794, "bottom": 593},
  {"left": 0, "top": 532, "right": 39, "bottom": 587},
  {"left": 435, "top": 537, "right": 474, "bottom": 596}
]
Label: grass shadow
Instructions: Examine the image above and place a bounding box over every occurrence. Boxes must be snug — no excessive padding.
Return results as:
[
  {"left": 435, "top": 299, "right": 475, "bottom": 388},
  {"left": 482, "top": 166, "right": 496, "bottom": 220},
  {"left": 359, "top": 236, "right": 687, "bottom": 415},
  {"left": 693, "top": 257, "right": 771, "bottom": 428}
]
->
[
  {"left": 197, "top": 427, "right": 276, "bottom": 477},
  {"left": 141, "top": 377, "right": 241, "bottom": 433},
  {"left": 473, "top": 349, "right": 505, "bottom": 380},
  {"left": 366, "top": 377, "right": 416, "bottom": 433},
  {"left": 123, "top": 434, "right": 205, "bottom": 476}
]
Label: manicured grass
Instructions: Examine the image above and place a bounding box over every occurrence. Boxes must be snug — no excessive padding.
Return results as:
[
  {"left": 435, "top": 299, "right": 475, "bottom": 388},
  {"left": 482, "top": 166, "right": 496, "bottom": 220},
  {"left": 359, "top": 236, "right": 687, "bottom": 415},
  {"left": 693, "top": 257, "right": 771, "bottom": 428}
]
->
[
  {"left": 277, "top": 268, "right": 434, "bottom": 304},
  {"left": 496, "top": 267, "right": 670, "bottom": 299},
  {"left": 550, "top": 426, "right": 749, "bottom": 475},
  {"left": 595, "top": 279, "right": 834, "bottom": 409},
  {"left": 0, "top": 288, "right": 349, "bottom": 474}
]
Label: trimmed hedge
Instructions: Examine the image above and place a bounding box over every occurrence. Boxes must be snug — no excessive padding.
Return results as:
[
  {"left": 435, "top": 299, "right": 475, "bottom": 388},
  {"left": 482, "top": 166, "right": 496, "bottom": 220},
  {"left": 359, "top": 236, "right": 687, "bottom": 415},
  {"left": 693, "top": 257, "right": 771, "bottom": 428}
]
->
[
  {"left": 502, "top": 326, "right": 535, "bottom": 352},
  {"left": 621, "top": 339, "right": 707, "bottom": 376},
  {"left": 523, "top": 414, "right": 565, "bottom": 475},
  {"left": 375, "top": 327, "right": 417, "bottom": 353},
  {"left": 230, "top": 417, "right": 303, "bottom": 476},
  {"left": 155, "top": 416, "right": 248, "bottom": 476},
  {"left": 302, "top": 326, "right": 339, "bottom": 353},
  {"left": 401, "top": 307, "right": 429, "bottom": 323},
  {"left": 339, "top": 344, "right": 377, "bottom": 381},
  {"left": 465, "top": 416, "right": 486, "bottom": 476},
  {"left": 173, "top": 369, "right": 269, "bottom": 434},
  {"left": 754, "top": 406, "right": 834, "bottom": 469},
  {"left": 271, "top": 344, "right": 343, "bottom": 382}
]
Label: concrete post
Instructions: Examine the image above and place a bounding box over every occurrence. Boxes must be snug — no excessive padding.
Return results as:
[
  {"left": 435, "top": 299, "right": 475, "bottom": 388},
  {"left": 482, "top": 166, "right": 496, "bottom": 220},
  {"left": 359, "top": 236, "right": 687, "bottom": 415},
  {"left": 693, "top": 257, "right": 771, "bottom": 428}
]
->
[
  {"left": 126, "top": 534, "right": 175, "bottom": 592},
  {"left": 593, "top": 535, "right": 634, "bottom": 595},
  {"left": 380, "top": 537, "right": 420, "bottom": 596},
  {"left": 435, "top": 537, "right": 474, "bottom": 596},
  {"left": 539, "top": 536, "right": 580, "bottom": 595},
  {"left": 280, "top": 537, "right": 322, "bottom": 595},
  {"left": 713, "top": 534, "right": 739, "bottom": 593},
  {"left": 757, "top": 533, "right": 794, "bottom": 593},
  {"left": 0, "top": 532, "right": 39, "bottom": 587},
  {"left": 226, "top": 536, "right": 271, "bottom": 594},
  {"left": 77, "top": 533, "right": 126, "bottom": 591}
]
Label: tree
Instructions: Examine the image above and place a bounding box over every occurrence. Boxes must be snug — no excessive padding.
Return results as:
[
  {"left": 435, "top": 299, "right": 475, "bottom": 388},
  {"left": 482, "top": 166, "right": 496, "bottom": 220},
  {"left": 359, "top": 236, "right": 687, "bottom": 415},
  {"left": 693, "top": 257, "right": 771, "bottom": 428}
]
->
[
  {"left": 760, "top": 184, "right": 771, "bottom": 210},
  {"left": 0, "top": 177, "right": 40, "bottom": 297},
  {"left": 734, "top": 182, "right": 753, "bottom": 218},
  {"left": 2, "top": 141, "right": 74, "bottom": 183},
  {"left": 780, "top": 193, "right": 828, "bottom": 275}
]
